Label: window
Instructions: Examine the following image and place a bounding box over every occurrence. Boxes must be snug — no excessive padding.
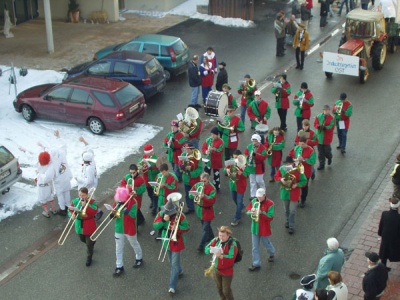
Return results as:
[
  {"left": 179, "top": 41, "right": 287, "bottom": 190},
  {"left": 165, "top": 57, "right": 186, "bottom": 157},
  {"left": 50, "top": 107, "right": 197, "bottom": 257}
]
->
[
  {"left": 145, "top": 58, "right": 161, "bottom": 75},
  {"left": 171, "top": 40, "right": 187, "bottom": 55},
  {"left": 121, "top": 43, "right": 141, "bottom": 52},
  {"left": 160, "top": 46, "right": 170, "bottom": 57},
  {"left": 113, "top": 62, "right": 135, "bottom": 75},
  {"left": 88, "top": 61, "right": 111, "bottom": 75},
  {"left": 92, "top": 91, "right": 115, "bottom": 107},
  {"left": 0, "top": 146, "right": 14, "bottom": 168},
  {"left": 114, "top": 84, "right": 141, "bottom": 106},
  {"left": 46, "top": 87, "right": 71, "bottom": 101},
  {"left": 142, "top": 44, "right": 159, "bottom": 56},
  {"left": 69, "top": 88, "right": 93, "bottom": 105}
]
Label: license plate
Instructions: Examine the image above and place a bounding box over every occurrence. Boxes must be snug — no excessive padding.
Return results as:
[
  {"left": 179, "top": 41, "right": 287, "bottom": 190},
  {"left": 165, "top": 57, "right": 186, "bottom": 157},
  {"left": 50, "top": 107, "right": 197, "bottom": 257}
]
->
[
  {"left": 157, "top": 83, "right": 164, "bottom": 91},
  {"left": 129, "top": 104, "right": 139, "bottom": 113},
  {"left": 0, "top": 169, "right": 11, "bottom": 180}
]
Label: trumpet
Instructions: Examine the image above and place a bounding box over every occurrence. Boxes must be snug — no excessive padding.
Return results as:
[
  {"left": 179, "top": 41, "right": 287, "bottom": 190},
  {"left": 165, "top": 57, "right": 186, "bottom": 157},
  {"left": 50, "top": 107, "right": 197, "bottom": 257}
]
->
[
  {"left": 58, "top": 187, "right": 96, "bottom": 245},
  {"left": 251, "top": 200, "right": 261, "bottom": 222},
  {"left": 193, "top": 183, "right": 204, "bottom": 205},
  {"left": 154, "top": 175, "right": 164, "bottom": 196},
  {"left": 318, "top": 116, "right": 326, "bottom": 131},
  {"left": 298, "top": 92, "right": 305, "bottom": 109}
]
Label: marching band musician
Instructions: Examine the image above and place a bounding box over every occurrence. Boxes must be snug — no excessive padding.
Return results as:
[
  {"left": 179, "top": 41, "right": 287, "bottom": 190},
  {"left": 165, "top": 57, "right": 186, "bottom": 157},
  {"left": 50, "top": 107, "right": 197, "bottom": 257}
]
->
[
  {"left": 314, "top": 105, "right": 335, "bottom": 170},
  {"left": 137, "top": 144, "right": 160, "bottom": 212},
  {"left": 154, "top": 163, "right": 179, "bottom": 215},
  {"left": 179, "top": 143, "right": 203, "bottom": 214},
  {"left": 274, "top": 156, "right": 307, "bottom": 234},
  {"left": 180, "top": 115, "right": 203, "bottom": 150},
  {"left": 69, "top": 187, "right": 97, "bottom": 266},
  {"left": 271, "top": 74, "right": 291, "bottom": 131},
  {"left": 201, "top": 127, "right": 224, "bottom": 191},
  {"left": 222, "top": 83, "right": 238, "bottom": 109},
  {"left": 247, "top": 90, "right": 272, "bottom": 130},
  {"left": 120, "top": 164, "right": 146, "bottom": 225},
  {"left": 244, "top": 134, "right": 267, "bottom": 200},
  {"left": 189, "top": 172, "right": 217, "bottom": 252},
  {"left": 205, "top": 226, "right": 238, "bottom": 300},
  {"left": 332, "top": 92, "right": 353, "bottom": 154},
  {"left": 225, "top": 150, "right": 250, "bottom": 226},
  {"left": 295, "top": 119, "right": 318, "bottom": 147},
  {"left": 293, "top": 82, "right": 314, "bottom": 131},
  {"left": 238, "top": 74, "right": 257, "bottom": 126},
  {"left": 217, "top": 105, "right": 245, "bottom": 160},
  {"left": 289, "top": 136, "right": 316, "bottom": 208},
  {"left": 265, "top": 127, "right": 286, "bottom": 183},
  {"left": 164, "top": 120, "right": 187, "bottom": 183},
  {"left": 246, "top": 188, "right": 276, "bottom": 272},
  {"left": 153, "top": 198, "right": 190, "bottom": 294},
  {"left": 112, "top": 187, "right": 143, "bottom": 277}
]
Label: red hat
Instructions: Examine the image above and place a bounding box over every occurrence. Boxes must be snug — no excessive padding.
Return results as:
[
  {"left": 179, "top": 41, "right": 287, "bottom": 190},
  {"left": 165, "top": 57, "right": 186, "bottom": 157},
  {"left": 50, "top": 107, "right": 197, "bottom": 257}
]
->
[
  {"left": 143, "top": 144, "right": 153, "bottom": 154},
  {"left": 38, "top": 151, "right": 51, "bottom": 166},
  {"left": 171, "top": 120, "right": 179, "bottom": 127}
]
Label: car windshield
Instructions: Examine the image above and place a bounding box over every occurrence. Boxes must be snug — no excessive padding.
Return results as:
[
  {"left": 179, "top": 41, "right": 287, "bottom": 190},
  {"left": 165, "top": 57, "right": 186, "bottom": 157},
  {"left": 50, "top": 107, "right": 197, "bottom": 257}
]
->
[
  {"left": 0, "top": 146, "right": 15, "bottom": 168},
  {"left": 145, "top": 58, "right": 162, "bottom": 75},
  {"left": 114, "top": 84, "right": 141, "bottom": 106},
  {"left": 171, "top": 40, "right": 187, "bottom": 55},
  {"left": 347, "top": 20, "right": 374, "bottom": 38}
]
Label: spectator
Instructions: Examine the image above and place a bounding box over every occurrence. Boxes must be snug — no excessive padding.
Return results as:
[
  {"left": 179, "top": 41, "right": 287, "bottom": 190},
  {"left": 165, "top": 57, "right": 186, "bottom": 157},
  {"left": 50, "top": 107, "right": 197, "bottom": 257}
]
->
[
  {"left": 199, "top": 56, "right": 214, "bottom": 105},
  {"left": 286, "top": 14, "right": 299, "bottom": 45},
  {"left": 293, "top": 24, "right": 310, "bottom": 70},
  {"left": 320, "top": 0, "right": 329, "bottom": 27},
  {"left": 301, "top": 0, "right": 312, "bottom": 29},
  {"left": 338, "top": 0, "right": 350, "bottom": 16},
  {"left": 292, "top": 273, "right": 316, "bottom": 300},
  {"left": 291, "top": 0, "right": 302, "bottom": 23},
  {"left": 188, "top": 55, "right": 202, "bottom": 109},
  {"left": 315, "top": 289, "right": 336, "bottom": 300},
  {"left": 326, "top": 271, "right": 349, "bottom": 300},
  {"left": 362, "top": 251, "right": 389, "bottom": 300},
  {"left": 274, "top": 12, "right": 287, "bottom": 57},
  {"left": 390, "top": 153, "right": 400, "bottom": 199},
  {"left": 216, "top": 62, "right": 228, "bottom": 92}
]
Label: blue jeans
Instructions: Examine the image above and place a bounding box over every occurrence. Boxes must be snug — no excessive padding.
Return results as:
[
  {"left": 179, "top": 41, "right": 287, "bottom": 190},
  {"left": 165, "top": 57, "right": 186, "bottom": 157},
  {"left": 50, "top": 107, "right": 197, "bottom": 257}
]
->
[
  {"left": 337, "top": 128, "right": 348, "bottom": 150},
  {"left": 168, "top": 251, "right": 182, "bottom": 290},
  {"left": 270, "top": 166, "right": 277, "bottom": 179},
  {"left": 283, "top": 200, "right": 298, "bottom": 229},
  {"left": 339, "top": 0, "right": 349, "bottom": 15},
  {"left": 231, "top": 191, "right": 244, "bottom": 220},
  {"left": 184, "top": 184, "right": 195, "bottom": 211},
  {"left": 200, "top": 220, "right": 214, "bottom": 248},
  {"left": 172, "top": 162, "right": 182, "bottom": 182},
  {"left": 251, "top": 234, "right": 276, "bottom": 267},
  {"left": 240, "top": 105, "right": 247, "bottom": 125},
  {"left": 190, "top": 138, "right": 199, "bottom": 150},
  {"left": 190, "top": 86, "right": 200, "bottom": 105}
]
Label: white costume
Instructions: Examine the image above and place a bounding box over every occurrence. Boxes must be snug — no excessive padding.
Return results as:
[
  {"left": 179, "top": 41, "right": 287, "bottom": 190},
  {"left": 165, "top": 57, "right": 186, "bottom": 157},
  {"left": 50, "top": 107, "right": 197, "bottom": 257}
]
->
[
  {"left": 37, "top": 163, "right": 55, "bottom": 203},
  {"left": 51, "top": 141, "right": 72, "bottom": 210},
  {"left": 76, "top": 151, "right": 98, "bottom": 190}
]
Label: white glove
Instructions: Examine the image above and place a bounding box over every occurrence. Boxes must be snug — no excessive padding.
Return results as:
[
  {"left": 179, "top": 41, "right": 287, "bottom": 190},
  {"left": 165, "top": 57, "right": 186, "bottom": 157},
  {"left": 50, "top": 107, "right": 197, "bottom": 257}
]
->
[{"left": 203, "top": 71, "right": 208, "bottom": 75}]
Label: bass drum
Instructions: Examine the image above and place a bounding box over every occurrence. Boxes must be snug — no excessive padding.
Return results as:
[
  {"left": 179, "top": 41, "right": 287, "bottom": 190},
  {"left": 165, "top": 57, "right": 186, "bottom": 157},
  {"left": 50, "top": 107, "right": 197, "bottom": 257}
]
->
[{"left": 204, "top": 91, "right": 229, "bottom": 117}]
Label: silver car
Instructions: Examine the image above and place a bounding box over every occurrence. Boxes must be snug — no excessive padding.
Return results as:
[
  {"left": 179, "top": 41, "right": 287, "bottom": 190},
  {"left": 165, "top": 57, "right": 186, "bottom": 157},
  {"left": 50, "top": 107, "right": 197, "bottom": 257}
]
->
[{"left": 0, "top": 145, "right": 22, "bottom": 194}]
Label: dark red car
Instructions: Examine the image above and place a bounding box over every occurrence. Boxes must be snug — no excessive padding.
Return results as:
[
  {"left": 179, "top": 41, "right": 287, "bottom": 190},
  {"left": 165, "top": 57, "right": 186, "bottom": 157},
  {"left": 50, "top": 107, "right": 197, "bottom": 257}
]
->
[{"left": 13, "top": 76, "right": 146, "bottom": 134}]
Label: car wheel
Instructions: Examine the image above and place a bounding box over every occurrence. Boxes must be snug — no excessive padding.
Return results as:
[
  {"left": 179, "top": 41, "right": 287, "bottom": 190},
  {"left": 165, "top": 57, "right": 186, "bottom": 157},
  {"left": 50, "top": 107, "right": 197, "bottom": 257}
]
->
[
  {"left": 325, "top": 72, "right": 333, "bottom": 79},
  {"left": 359, "top": 69, "right": 368, "bottom": 84},
  {"left": 164, "top": 69, "right": 171, "bottom": 81},
  {"left": 21, "top": 104, "right": 35, "bottom": 121},
  {"left": 371, "top": 42, "right": 386, "bottom": 70},
  {"left": 88, "top": 117, "right": 105, "bottom": 135}
]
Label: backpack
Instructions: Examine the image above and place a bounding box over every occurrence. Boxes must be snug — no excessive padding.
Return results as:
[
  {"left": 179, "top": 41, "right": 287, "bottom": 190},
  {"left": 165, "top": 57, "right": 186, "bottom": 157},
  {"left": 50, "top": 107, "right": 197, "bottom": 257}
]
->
[{"left": 228, "top": 237, "right": 243, "bottom": 263}]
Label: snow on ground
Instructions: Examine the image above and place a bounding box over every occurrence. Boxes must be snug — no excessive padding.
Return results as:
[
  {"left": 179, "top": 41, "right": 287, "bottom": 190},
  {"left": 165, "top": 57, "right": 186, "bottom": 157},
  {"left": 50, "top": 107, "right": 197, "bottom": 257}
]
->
[
  {"left": 123, "top": 0, "right": 256, "bottom": 28},
  {"left": 0, "top": 65, "right": 162, "bottom": 221}
]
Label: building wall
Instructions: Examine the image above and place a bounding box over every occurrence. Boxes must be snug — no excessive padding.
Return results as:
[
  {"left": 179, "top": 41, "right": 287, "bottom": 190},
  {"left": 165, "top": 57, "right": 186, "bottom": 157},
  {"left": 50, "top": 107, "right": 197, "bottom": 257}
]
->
[{"left": 124, "top": 0, "right": 187, "bottom": 11}]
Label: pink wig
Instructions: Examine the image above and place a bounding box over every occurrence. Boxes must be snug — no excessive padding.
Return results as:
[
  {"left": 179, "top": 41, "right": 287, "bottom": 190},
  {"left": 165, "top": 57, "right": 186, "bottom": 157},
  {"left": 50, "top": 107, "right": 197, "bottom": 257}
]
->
[{"left": 114, "top": 187, "right": 129, "bottom": 202}]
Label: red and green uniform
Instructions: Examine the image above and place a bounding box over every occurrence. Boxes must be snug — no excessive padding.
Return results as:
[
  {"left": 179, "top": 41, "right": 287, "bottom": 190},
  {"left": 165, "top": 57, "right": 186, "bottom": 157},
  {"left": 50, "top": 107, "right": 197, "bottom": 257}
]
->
[
  {"left": 137, "top": 154, "right": 159, "bottom": 186},
  {"left": 113, "top": 197, "right": 138, "bottom": 236},
  {"left": 265, "top": 133, "right": 285, "bottom": 167},
  {"left": 247, "top": 100, "right": 271, "bottom": 128},
  {"left": 293, "top": 90, "right": 314, "bottom": 119},
  {"left": 224, "top": 165, "right": 250, "bottom": 194},
  {"left": 274, "top": 167, "right": 307, "bottom": 201},
  {"left": 246, "top": 198, "right": 274, "bottom": 236},
  {"left": 179, "top": 152, "right": 202, "bottom": 187},
  {"left": 332, "top": 100, "right": 353, "bottom": 129},
  {"left": 121, "top": 173, "right": 146, "bottom": 210},
  {"left": 69, "top": 197, "right": 97, "bottom": 235},
  {"left": 244, "top": 144, "right": 267, "bottom": 175},
  {"left": 289, "top": 145, "right": 316, "bottom": 179},
  {"left": 164, "top": 131, "right": 187, "bottom": 164},
  {"left": 201, "top": 137, "right": 224, "bottom": 169},
  {"left": 185, "top": 116, "right": 202, "bottom": 142},
  {"left": 153, "top": 211, "right": 189, "bottom": 252},
  {"left": 314, "top": 113, "right": 335, "bottom": 145},
  {"left": 205, "top": 237, "right": 238, "bottom": 276},
  {"left": 271, "top": 81, "right": 291, "bottom": 109},
  {"left": 295, "top": 129, "right": 318, "bottom": 148},
  {"left": 238, "top": 84, "right": 256, "bottom": 107},
  {"left": 217, "top": 115, "right": 244, "bottom": 150},
  {"left": 154, "top": 172, "right": 178, "bottom": 208},
  {"left": 227, "top": 92, "right": 238, "bottom": 109},
  {"left": 189, "top": 182, "right": 216, "bottom": 221}
]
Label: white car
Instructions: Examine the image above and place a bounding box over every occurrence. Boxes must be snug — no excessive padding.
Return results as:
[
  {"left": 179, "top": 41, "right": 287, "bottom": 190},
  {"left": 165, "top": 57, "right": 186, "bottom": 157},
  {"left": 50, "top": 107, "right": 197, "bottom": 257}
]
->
[{"left": 0, "top": 145, "right": 22, "bottom": 194}]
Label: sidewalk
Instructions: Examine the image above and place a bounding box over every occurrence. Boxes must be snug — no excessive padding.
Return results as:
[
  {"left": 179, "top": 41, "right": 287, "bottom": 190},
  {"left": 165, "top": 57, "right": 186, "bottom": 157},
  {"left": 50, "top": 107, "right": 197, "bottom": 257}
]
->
[{"left": 340, "top": 143, "right": 400, "bottom": 299}]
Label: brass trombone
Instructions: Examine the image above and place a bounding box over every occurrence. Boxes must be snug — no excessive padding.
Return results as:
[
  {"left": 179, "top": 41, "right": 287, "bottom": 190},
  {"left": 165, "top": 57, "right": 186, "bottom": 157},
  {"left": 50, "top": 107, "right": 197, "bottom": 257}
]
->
[
  {"left": 251, "top": 200, "right": 261, "bottom": 223},
  {"left": 153, "top": 175, "right": 164, "bottom": 196},
  {"left": 58, "top": 187, "right": 96, "bottom": 245},
  {"left": 193, "top": 183, "right": 204, "bottom": 205}
]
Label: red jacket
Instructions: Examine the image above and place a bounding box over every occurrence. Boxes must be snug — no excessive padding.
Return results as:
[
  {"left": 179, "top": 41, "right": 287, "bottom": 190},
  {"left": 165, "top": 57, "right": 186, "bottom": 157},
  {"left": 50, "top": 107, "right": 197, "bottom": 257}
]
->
[
  {"left": 70, "top": 198, "right": 97, "bottom": 235},
  {"left": 264, "top": 134, "right": 285, "bottom": 167},
  {"left": 246, "top": 198, "right": 274, "bottom": 236},
  {"left": 121, "top": 175, "right": 145, "bottom": 210},
  {"left": 280, "top": 81, "right": 291, "bottom": 109},
  {"left": 244, "top": 144, "right": 267, "bottom": 175},
  {"left": 247, "top": 100, "right": 270, "bottom": 124},
  {"left": 191, "top": 182, "right": 216, "bottom": 221},
  {"left": 289, "top": 146, "right": 315, "bottom": 179},
  {"left": 206, "top": 237, "right": 238, "bottom": 276},
  {"left": 226, "top": 165, "right": 248, "bottom": 194},
  {"left": 294, "top": 90, "right": 314, "bottom": 119},
  {"left": 332, "top": 100, "right": 352, "bottom": 129},
  {"left": 200, "top": 62, "right": 214, "bottom": 87},
  {"left": 164, "top": 131, "right": 185, "bottom": 164},
  {"left": 314, "top": 113, "right": 335, "bottom": 145},
  {"left": 274, "top": 168, "right": 307, "bottom": 201},
  {"left": 153, "top": 212, "right": 189, "bottom": 252},
  {"left": 188, "top": 118, "right": 203, "bottom": 141},
  {"left": 295, "top": 129, "right": 318, "bottom": 148},
  {"left": 201, "top": 138, "right": 224, "bottom": 169}
]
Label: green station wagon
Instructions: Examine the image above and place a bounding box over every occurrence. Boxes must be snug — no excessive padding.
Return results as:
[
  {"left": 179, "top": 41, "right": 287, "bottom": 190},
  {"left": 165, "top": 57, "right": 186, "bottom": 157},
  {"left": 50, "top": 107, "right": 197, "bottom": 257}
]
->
[{"left": 94, "top": 34, "right": 190, "bottom": 81}]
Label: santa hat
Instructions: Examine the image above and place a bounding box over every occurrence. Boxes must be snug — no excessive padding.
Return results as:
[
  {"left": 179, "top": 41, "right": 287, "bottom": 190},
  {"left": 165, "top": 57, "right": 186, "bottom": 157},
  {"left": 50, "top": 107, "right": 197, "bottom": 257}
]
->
[
  {"left": 143, "top": 144, "right": 153, "bottom": 154},
  {"left": 114, "top": 187, "right": 130, "bottom": 203},
  {"left": 38, "top": 151, "right": 51, "bottom": 166}
]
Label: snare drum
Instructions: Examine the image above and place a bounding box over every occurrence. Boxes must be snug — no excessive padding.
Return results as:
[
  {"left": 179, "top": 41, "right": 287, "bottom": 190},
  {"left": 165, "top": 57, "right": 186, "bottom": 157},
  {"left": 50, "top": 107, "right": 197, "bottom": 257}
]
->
[
  {"left": 204, "top": 91, "right": 229, "bottom": 117},
  {"left": 255, "top": 124, "right": 269, "bottom": 144}
]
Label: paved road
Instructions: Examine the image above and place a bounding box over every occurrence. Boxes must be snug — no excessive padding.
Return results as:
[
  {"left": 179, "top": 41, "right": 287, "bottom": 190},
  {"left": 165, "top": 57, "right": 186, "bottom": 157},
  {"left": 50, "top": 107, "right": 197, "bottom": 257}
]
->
[{"left": 1, "top": 3, "right": 400, "bottom": 300}]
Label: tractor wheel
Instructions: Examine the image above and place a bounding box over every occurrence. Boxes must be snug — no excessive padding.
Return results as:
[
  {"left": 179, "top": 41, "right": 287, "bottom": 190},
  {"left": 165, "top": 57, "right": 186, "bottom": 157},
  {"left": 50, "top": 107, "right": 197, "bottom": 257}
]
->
[
  {"left": 371, "top": 42, "right": 387, "bottom": 70},
  {"left": 359, "top": 69, "right": 368, "bottom": 84}
]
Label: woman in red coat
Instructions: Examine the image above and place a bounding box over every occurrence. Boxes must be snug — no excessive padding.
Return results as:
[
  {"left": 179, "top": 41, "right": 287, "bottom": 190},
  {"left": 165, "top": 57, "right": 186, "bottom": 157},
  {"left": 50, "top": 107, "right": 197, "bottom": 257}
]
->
[{"left": 199, "top": 56, "right": 215, "bottom": 105}]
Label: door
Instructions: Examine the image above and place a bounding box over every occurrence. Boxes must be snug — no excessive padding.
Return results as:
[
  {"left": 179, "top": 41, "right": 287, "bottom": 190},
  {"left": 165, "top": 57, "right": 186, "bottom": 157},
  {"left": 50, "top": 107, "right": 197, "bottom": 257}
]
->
[
  {"left": 39, "top": 86, "right": 71, "bottom": 121},
  {"left": 65, "top": 88, "right": 94, "bottom": 125}
]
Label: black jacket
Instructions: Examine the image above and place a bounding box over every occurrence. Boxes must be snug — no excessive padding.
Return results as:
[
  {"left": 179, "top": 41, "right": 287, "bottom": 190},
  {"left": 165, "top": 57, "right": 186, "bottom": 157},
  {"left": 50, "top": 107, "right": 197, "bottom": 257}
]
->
[
  {"left": 215, "top": 68, "right": 228, "bottom": 91},
  {"left": 188, "top": 60, "right": 202, "bottom": 87},
  {"left": 362, "top": 263, "right": 388, "bottom": 300},
  {"left": 378, "top": 209, "right": 400, "bottom": 262}
]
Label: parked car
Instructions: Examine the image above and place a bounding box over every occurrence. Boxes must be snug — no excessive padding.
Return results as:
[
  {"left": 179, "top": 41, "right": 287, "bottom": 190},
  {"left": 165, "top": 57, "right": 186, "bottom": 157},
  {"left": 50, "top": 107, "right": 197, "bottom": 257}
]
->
[
  {"left": 94, "top": 34, "right": 190, "bottom": 80},
  {"left": 0, "top": 145, "right": 22, "bottom": 195},
  {"left": 13, "top": 76, "right": 146, "bottom": 135},
  {"left": 65, "top": 51, "right": 166, "bottom": 99}
]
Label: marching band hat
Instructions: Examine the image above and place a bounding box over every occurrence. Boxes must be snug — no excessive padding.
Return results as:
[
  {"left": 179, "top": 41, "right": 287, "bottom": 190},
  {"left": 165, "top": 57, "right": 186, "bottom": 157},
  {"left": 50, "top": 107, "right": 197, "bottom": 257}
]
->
[
  {"left": 114, "top": 187, "right": 130, "bottom": 203},
  {"left": 300, "top": 82, "right": 308, "bottom": 89},
  {"left": 327, "top": 237, "right": 339, "bottom": 251},
  {"left": 38, "top": 151, "right": 51, "bottom": 166},
  {"left": 256, "top": 188, "right": 266, "bottom": 197},
  {"left": 184, "top": 142, "right": 195, "bottom": 149},
  {"left": 226, "top": 105, "right": 236, "bottom": 111},
  {"left": 161, "top": 199, "right": 178, "bottom": 216},
  {"left": 222, "top": 83, "right": 231, "bottom": 90},
  {"left": 298, "top": 23, "right": 306, "bottom": 29},
  {"left": 323, "top": 104, "right": 331, "bottom": 110},
  {"left": 365, "top": 251, "right": 379, "bottom": 263},
  {"left": 284, "top": 156, "right": 294, "bottom": 164},
  {"left": 340, "top": 92, "right": 347, "bottom": 100},
  {"left": 300, "top": 274, "right": 316, "bottom": 288},
  {"left": 143, "top": 144, "right": 153, "bottom": 154},
  {"left": 211, "top": 127, "right": 219, "bottom": 135},
  {"left": 244, "top": 74, "right": 251, "bottom": 79},
  {"left": 251, "top": 134, "right": 261, "bottom": 142},
  {"left": 171, "top": 120, "right": 179, "bottom": 127},
  {"left": 219, "top": 62, "right": 226, "bottom": 67},
  {"left": 254, "top": 90, "right": 261, "bottom": 96}
]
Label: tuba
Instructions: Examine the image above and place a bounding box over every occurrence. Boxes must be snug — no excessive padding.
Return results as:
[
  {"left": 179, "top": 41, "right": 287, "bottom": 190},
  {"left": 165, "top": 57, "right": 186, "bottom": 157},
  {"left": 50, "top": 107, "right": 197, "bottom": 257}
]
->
[
  {"left": 229, "top": 155, "right": 246, "bottom": 183},
  {"left": 217, "top": 117, "right": 234, "bottom": 131},
  {"left": 180, "top": 107, "right": 199, "bottom": 135},
  {"left": 282, "top": 165, "right": 304, "bottom": 191}
]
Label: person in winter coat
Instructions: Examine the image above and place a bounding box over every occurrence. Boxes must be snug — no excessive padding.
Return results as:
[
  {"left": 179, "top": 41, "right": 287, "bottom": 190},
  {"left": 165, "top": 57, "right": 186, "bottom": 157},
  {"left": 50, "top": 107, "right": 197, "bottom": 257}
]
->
[
  {"left": 363, "top": 251, "right": 388, "bottom": 300},
  {"left": 274, "top": 12, "right": 287, "bottom": 57},
  {"left": 291, "top": 0, "right": 302, "bottom": 23},
  {"left": 36, "top": 151, "right": 57, "bottom": 218},
  {"left": 188, "top": 55, "right": 202, "bottom": 108},
  {"left": 199, "top": 56, "right": 215, "bottom": 105},
  {"left": 292, "top": 274, "right": 316, "bottom": 300},
  {"left": 215, "top": 62, "right": 228, "bottom": 91},
  {"left": 326, "top": 271, "right": 349, "bottom": 300},
  {"left": 292, "top": 24, "right": 310, "bottom": 70},
  {"left": 378, "top": 197, "right": 400, "bottom": 271},
  {"left": 300, "top": 2, "right": 312, "bottom": 29},
  {"left": 390, "top": 153, "right": 400, "bottom": 198},
  {"left": 315, "top": 238, "right": 345, "bottom": 289},
  {"left": 320, "top": 0, "right": 328, "bottom": 27}
]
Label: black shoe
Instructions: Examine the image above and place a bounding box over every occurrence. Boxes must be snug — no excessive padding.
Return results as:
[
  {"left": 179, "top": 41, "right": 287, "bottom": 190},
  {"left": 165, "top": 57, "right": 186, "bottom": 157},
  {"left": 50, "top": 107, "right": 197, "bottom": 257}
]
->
[
  {"left": 328, "top": 158, "right": 332, "bottom": 165},
  {"left": 295, "top": 65, "right": 300, "bottom": 69},
  {"left": 149, "top": 203, "right": 153, "bottom": 209},
  {"left": 317, "top": 165, "right": 325, "bottom": 170},
  {"left": 336, "top": 146, "right": 341, "bottom": 149},
  {"left": 299, "top": 202, "right": 305, "bottom": 208},
  {"left": 248, "top": 265, "right": 261, "bottom": 271},
  {"left": 386, "top": 267, "right": 392, "bottom": 271},
  {"left": 57, "top": 209, "right": 67, "bottom": 216},
  {"left": 133, "top": 259, "right": 143, "bottom": 268},
  {"left": 113, "top": 267, "right": 124, "bottom": 277},
  {"left": 285, "top": 222, "right": 289, "bottom": 228},
  {"left": 300, "top": 66, "right": 304, "bottom": 70},
  {"left": 86, "top": 256, "right": 92, "bottom": 267},
  {"left": 197, "top": 246, "right": 204, "bottom": 253},
  {"left": 341, "top": 150, "right": 346, "bottom": 154},
  {"left": 311, "top": 173, "right": 315, "bottom": 180},
  {"left": 195, "top": 104, "right": 202, "bottom": 109},
  {"left": 288, "top": 228, "right": 295, "bottom": 234},
  {"left": 95, "top": 210, "right": 104, "bottom": 222},
  {"left": 185, "top": 209, "right": 195, "bottom": 215}
]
